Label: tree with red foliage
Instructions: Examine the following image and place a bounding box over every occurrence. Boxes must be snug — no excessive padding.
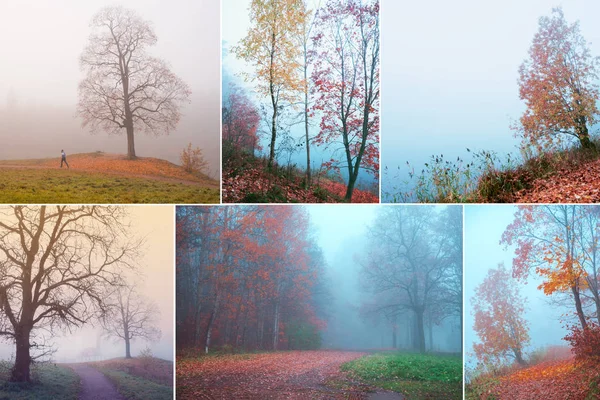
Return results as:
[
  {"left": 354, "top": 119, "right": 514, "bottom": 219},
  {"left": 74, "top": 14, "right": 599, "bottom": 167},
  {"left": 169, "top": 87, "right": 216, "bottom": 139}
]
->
[
  {"left": 472, "top": 264, "right": 530, "bottom": 366},
  {"left": 312, "top": 0, "right": 379, "bottom": 201},
  {"left": 516, "top": 7, "right": 600, "bottom": 151},
  {"left": 564, "top": 322, "right": 600, "bottom": 364},
  {"left": 175, "top": 206, "right": 329, "bottom": 354},
  {"left": 222, "top": 85, "right": 261, "bottom": 154}
]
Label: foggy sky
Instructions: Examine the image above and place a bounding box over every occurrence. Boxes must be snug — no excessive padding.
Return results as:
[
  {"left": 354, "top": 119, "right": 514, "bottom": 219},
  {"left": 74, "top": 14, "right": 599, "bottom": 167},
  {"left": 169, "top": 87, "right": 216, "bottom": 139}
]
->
[
  {"left": 464, "top": 205, "right": 568, "bottom": 369},
  {"left": 0, "top": 206, "right": 175, "bottom": 363},
  {"left": 381, "top": 0, "right": 600, "bottom": 199},
  {"left": 0, "top": 0, "right": 220, "bottom": 177}
]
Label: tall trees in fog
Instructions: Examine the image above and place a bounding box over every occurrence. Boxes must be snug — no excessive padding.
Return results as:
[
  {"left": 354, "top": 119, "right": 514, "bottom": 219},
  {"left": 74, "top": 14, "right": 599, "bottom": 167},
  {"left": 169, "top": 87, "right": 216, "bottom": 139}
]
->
[
  {"left": 176, "top": 206, "right": 329, "bottom": 353},
  {"left": 360, "top": 206, "right": 462, "bottom": 353},
  {"left": 78, "top": 6, "right": 191, "bottom": 159},
  {"left": 0, "top": 206, "right": 139, "bottom": 382},
  {"left": 102, "top": 285, "right": 161, "bottom": 359}
]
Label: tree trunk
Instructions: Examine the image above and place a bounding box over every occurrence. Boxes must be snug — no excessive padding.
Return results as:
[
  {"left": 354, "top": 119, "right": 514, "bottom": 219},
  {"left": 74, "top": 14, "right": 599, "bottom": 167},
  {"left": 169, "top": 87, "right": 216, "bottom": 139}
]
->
[
  {"left": 415, "top": 308, "right": 426, "bottom": 353},
  {"left": 514, "top": 347, "right": 527, "bottom": 366},
  {"left": 11, "top": 327, "right": 31, "bottom": 382},
  {"left": 572, "top": 285, "right": 588, "bottom": 329},
  {"left": 272, "top": 302, "right": 280, "bottom": 351},
  {"left": 576, "top": 117, "right": 596, "bottom": 151},
  {"left": 303, "top": 45, "right": 311, "bottom": 186},
  {"left": 392, "top": 325, "right": 397, "bottom": 349},
  {"left": 205, "top": 293, "right": 219, "bottom": 354},
  {"left": 268, "top": 32, "right": 277, "bottom": 170},
  {"left": 126, "top": 122, "right": 136, "bottom": 159},
  {"left": 125, "top": 336, "right": 132, "bottom": 359}
]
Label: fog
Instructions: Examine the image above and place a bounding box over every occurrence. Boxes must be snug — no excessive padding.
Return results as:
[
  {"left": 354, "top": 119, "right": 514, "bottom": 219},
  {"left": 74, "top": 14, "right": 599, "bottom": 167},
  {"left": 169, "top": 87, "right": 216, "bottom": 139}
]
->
[
  {"left": 380, "top": 0, "right": 600, "bottom": 200},
  {"left": 0, "top": 206, "right": 175, "bottom": 363},
  {"left": 464, "top": 205, "right": 568, "bottom": 369},
  {"left": 0, "top": 0, "right": 220, "bottom": 178},
  {"left": 311, "top": 205, "right": 462, "bottom": 352},
  {"left": 222, "top": 0, "right": 377, "bottom": 188}
]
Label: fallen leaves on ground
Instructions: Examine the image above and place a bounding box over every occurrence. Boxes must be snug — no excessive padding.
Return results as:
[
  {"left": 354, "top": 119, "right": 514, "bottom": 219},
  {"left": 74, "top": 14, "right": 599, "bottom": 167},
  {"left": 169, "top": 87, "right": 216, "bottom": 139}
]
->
[
  {"left": 222, "top": 154, "right": 378, "bottom": 203},
  {"left": 484, "top": 359, "right": 599, "bottom": 400},
  {"left": 89, "top": 357, "right": 173, "bottom": 387},
  {"left": 514, "top": 158, "right": 600, "bottom": 203},
  {"left": 176, "top": 350, "right": 376, "bottom": 399},
  {"left": 0, "top": 153, "right": 217, "bottom": 187}
]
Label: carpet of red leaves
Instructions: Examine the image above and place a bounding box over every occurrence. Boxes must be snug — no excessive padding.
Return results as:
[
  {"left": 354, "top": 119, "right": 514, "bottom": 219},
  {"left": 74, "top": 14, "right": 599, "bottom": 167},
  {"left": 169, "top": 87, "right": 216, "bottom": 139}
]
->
[
  {"left": 514, "top": 158, "right": 600, "bottom": 203},
  {"left": 482, "top": 359, "right": 599, "bottom": 400},
  {"left": 176, "top": 351, "right": 378, "bottom": 399},
  {"left": 222, "top": 163, "right": 378, "bottom": 203}
]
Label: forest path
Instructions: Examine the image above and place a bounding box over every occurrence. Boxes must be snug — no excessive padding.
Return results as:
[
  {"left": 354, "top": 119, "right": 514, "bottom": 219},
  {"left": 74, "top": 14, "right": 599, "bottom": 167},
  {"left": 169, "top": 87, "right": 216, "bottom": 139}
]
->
[
  {"left": 177, "top": 350, "right": 405, "bottom": 399},
  {"left": 65, "top": 363, "right": 124, "bottom": 400},
  {"left": 514, "top": 158, "right": 600, "bottom": 202}
]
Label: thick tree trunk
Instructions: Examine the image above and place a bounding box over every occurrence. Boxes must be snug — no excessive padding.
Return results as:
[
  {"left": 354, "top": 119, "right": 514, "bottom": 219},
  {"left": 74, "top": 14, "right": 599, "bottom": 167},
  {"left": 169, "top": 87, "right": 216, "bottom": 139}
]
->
[
  {"left": 576, "top": 118, "right": 596, "bottom": 151},
  {"left": 11, "top": 328, "right": 31, "bottom": 382},
  {"left": 415, "top": 308, "right": 426, "bottom": 353},
  {"left": 125, "top": 336, "right": 132, "bottom": 359},
  {"left": 514, "top": 347, "right": 527, "bottom": 366},
  {"left": 126, "top": 123, "right": 136, "bottom": 159}
]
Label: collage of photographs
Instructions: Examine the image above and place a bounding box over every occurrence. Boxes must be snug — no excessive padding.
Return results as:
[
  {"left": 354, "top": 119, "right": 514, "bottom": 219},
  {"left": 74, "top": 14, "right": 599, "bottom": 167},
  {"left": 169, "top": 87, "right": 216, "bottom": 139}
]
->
[{"left": 1, "top": 0, "right": 600, "bottom": 399}]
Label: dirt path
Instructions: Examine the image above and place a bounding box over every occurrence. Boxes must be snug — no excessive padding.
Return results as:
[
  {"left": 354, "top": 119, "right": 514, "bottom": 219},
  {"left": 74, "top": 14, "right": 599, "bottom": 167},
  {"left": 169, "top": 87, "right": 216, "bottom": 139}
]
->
[
  {"left": 177, "top": 350, "right": 404, "bottom": 400},
  {"left": 66, "top": 363, "right": 124, "bottom": 400}
]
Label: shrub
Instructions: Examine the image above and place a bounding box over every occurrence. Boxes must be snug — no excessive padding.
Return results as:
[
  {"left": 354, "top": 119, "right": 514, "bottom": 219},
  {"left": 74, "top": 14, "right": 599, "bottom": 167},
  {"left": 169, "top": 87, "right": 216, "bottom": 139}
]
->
[
  {"left": 180, "top": 143, "right": 208, "bottom": 175},
  {"left": 564, "top": 323, "right": 600, "bottom": 363}
]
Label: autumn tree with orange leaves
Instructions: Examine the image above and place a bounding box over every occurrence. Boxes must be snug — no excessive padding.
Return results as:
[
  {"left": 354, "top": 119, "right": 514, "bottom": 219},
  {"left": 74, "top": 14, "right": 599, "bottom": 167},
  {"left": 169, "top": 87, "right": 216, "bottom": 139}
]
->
[
  {"left": 501, "top": 205, "right": 600, "bottom": 329},
  {"left": 175, "top": 206, "right": 329, "bottom": 353},
  {"left": 472, "top": 264, "right": 530, "bottom": 366},
  {"left": 234, "top": 0, "right": 305, "bottom": 170},
  {"left": 516, "top": 8, "right": 600, "bottom": 151}
]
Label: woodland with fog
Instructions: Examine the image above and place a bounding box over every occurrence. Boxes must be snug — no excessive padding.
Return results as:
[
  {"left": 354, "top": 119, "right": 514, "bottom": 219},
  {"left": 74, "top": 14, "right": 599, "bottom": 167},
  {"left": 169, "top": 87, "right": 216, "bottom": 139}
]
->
[
  {"left": 0, "top": 206, "right": 172, "bottom": 400},
  {"left": 176, "top": 205, "right": 463, "bottom": 399}
]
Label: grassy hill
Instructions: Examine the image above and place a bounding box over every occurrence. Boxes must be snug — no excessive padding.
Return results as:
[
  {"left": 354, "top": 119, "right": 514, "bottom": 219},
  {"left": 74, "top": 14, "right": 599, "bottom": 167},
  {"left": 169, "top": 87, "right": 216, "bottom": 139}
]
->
[{"left": 0, "top": 152, "right": 219, "bottom": 203}]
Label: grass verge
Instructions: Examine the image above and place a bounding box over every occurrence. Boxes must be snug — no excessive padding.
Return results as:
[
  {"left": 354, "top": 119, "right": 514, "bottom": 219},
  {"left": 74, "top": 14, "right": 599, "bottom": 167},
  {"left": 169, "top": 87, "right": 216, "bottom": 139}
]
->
[
  {"left": 97, "top": 367, "right": 172, "bottom": 400},
  {"left": 0, "top": 168, "right": 219, "bottom": 203},
  {"left": 0, "top": 362, "right": 79, "bottom": 400},
  {"left": 340, "top": 352, "right": 462, "bottom": 400}
]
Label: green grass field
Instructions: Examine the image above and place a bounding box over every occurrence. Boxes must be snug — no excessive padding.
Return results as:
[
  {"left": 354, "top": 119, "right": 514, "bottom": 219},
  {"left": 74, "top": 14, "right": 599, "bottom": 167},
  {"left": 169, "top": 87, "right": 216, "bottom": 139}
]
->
[
  {"left": 0, "top": 168, "right": 219, "bottom": 203},
  {"left": 0, "top": 362, "right": 79, "bottom": 400},
  {"left": 341, "top": 352, "right": 463, "bottom": 400},
  {"left": 97, "top": 367, "right": 172, "bottom": 400}
]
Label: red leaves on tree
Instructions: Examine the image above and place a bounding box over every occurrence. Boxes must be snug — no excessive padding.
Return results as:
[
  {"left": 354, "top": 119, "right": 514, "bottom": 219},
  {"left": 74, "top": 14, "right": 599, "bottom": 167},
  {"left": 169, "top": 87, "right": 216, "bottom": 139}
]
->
[
  {"left": 472, "top": 264, "right": 530, "bottom": 366},
  {"left": 563, "top": 322, "right": 600, "bottom": 364},
  {"left": 222, "top": 84, "right": 262, "bottom": 154}
]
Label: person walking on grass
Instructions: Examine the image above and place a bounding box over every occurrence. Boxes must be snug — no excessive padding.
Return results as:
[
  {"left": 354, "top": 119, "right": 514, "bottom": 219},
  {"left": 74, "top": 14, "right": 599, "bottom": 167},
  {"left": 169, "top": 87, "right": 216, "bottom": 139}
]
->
[{"left": 61, "top": 149, "right": 69, "bottom": 168}]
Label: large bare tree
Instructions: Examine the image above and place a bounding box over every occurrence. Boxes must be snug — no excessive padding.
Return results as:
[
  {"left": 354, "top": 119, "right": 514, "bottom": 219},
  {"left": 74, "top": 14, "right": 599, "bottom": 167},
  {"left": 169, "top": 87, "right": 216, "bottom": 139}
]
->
[
  {"left": 103, "top": 285, "right": 161, "bottom": 359},
  {"left": 0, "top": 206, "right": 139, "bottom": 382},
  {"left": 78, "top": 6, "right": 191, "bottom": 159}
]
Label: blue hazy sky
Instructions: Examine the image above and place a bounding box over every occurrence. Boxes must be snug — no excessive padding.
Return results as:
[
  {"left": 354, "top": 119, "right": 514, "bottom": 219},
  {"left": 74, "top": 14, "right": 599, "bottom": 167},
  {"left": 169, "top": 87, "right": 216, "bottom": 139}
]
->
[
  {"left": 381, "top": 0, "right": 600, "bottom": 199},
  {"left": 464, "top": 205, "right": 569, "bottom": 369}
]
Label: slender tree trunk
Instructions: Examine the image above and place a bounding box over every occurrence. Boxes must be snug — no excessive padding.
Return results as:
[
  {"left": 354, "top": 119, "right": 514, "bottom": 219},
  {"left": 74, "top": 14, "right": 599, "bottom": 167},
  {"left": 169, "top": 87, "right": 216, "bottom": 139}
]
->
[
  {"left": 268, "top": 32, "right": 277, "bottom": 169},
  {"left": 272, "top": 302, "right": 280, "bottom": 351},
  {"left": 205, "top": 293, "right": 219, "bottom": 354},
  {"left": 303, "top": 46, "right": 311, "bottom": 186},
  {"left": 392, "top": 325, "right": 397, "bottom": 349},
  {"left": 572, "top": 285, "right": 588, "bottom": 329},
  {"left": 11, "top": 326, "right": 31, "bottom": 382}
]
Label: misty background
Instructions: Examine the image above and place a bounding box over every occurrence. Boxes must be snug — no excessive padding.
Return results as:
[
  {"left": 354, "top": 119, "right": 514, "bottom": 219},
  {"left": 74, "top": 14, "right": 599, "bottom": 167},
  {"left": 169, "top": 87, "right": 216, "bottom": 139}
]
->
[
  {"left": 0, "top": 0, "right": 220, "bottom": 178},
  {"left": 464, "top": 205, "right": 568, "bottom": 369},
  {"left": 309, "top": 205, "right": 461, "bottom": 352},
  {"left": 0, "top": 206, "right": 174, "bottom": 363},
  {"left": 222, "top": 0, "right": 377, "bottom": 188},
  {"left": 381, "top": 0, "right": 600, "bottom": 200}
]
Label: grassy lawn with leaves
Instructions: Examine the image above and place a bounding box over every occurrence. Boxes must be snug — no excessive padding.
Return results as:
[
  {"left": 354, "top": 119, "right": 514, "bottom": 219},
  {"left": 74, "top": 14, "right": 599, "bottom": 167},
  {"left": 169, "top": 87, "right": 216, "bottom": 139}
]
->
[
  {"left": 0, "top": 168, "right": 219, "bottom": 203},
  {"left": 97, "top": 368, "right": 172, "bottom": 400},
  {"left": 340, "top": 352, "right": 462, "bottom": 400},
  {"left": 0, "top": 362, "right": 80, "bottom": 400}
]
